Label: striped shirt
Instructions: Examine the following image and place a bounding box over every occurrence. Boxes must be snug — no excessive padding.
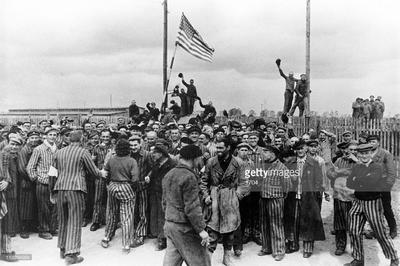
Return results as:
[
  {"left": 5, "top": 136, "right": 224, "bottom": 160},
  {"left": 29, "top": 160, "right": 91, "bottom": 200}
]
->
[
  {"left": 295, "top": 157, "right": 306, "bottom": 199},
  {"left": 27, "top": 142, "right": 58, "bottom": 184},
  {"left": 18, "top": 144, "right": 36, "bottom": 181},
  {"left": 261, "top": 159, "right": 291, "bottom": 198},
  {"left": 53, "top": 143, "right": 100, "bottom": 192},
  {"left": 93, "top": 143, "right": 112, "bottom": 169}
]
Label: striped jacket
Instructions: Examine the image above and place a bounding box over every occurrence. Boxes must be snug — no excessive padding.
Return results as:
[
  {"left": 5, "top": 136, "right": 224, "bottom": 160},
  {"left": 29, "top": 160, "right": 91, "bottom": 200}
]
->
[
  {"left": 27, "top": 142, "right": 58, "bottom": 184},
  {"left": 53, "top": 143, "right": 100, "bottom": 192},
  {"left": 261, "top": 159, "right": 291, "bottom": 198},
  {"left": 93, "top": 143, "right": 112, "bottom": 169}
]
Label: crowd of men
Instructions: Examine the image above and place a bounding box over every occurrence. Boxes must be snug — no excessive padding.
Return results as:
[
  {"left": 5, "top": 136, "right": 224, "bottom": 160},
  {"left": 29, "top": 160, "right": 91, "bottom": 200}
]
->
[
  {"left": 352, "top": 95, "right": 385, "bottom": 120},
  {"left": 0, "top": 106, "right": 398, "bottom": 266}
]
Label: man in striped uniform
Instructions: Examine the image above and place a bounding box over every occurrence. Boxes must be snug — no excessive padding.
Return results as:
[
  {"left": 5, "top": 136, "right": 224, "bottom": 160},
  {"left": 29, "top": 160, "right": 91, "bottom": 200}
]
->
[
  {"left": 327, "top": 141, "right": 358, "bottom": 256},
  {"left": 101, "top": 139, "right": 138, "bottom": 253},
  {"left": 51, "top": 130, "right": 101, "bottom": 265},
  {"left": 17, "top": 129, "right": 41, "bottom": 238},
  {"left": 27, "top": 127, "right": 59, "bottom": 240},
  {"left": 90, "top": 129, "right": 112, "bottom": 232},
  {"left": 346, "top": 143, "right": 398, "bottom": 266},
  {"left": 129, "top": 135, "right": 152, "bottom": 248},
  {"left": 258, "top": 145, "right": 291, "bottom": 261}
]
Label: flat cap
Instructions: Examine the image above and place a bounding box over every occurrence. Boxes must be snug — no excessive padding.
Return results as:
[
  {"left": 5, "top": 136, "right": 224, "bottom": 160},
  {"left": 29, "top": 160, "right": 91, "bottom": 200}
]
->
[
  {"left": 213, "top": 127, "right": 225, "bottom": 135},
  {"left": 337, "top": 141, "right": 350, "bottom": 149},
  {"left": 187, "top": 126, "right": 201, "bottom": 134},
  {"left": 292, "top": 139, "right": 307, "bottom": 150},
  {"left": 45, "top": 127, "right": 59, "bottom": 135},
  {"left": 60, "top": 127, "right": 72, "bottom": 136},
  {"left": 357, "top": 143, "right": 373, "bottom": 152},
  {"left": 306, "top": 139, "right": 319, "bottom": 146},
  {"left": 27, "top": 129, "right": 41, "bottom": 137},
  {"left": 236, "top": 142, "right": 251, "bottom": 150},
  {"left": 366, "top": 134, "right": 380, "bottom": 142},
  {"left": 342, "top": 131, "right": 352, "bottom": 136},
  {"left": 180, "top": 137, "right": 194, "bottom": 145},
  {"left": 180, "top": 144, "right": 202, "bottom": 160}
]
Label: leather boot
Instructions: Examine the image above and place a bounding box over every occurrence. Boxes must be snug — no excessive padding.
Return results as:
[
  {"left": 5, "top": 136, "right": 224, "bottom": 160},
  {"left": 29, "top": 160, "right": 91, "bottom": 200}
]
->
[{"left": 222, "top": 249, "right": 234, "bottom": 266}]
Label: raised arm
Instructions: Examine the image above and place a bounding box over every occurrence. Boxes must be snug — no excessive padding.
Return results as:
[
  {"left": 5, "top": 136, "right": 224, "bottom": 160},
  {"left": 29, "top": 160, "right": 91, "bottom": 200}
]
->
[{"left": 278, "top": 68, "right": 287, "bottom": 79}]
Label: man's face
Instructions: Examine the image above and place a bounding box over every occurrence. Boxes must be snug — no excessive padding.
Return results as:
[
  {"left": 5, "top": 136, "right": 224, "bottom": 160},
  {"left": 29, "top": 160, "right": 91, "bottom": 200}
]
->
[
  {"left": 248, "top": 135, "right": 258, "bottom": 147},
  {"left": 170, "top": 129, "right": 180, "bottom": 141},
  {"left": 296, "top": 146, "right": 307, "bottom": 158},
  {"left": 348, "top": 145, "right": 357, "bottom": 156},
  {"left": 132, "top": 100, "right": 136, "bottom": 105},
  {"left": 302, "top": 134, "right": 310, "bottom": 142},
  {"left": 274, "top": 138, "right": 283, "bottom": 148},
  {"left": 237, "top": 147, "right": 249, "bottom": 160},
  {"left": 343, "top": 134, "right": 352, "bottom": 143},
  {"left": 23, "top": 123, "right": 31, "bottom": 131},
  {"left": 277, "top": 129, "right": 286, "bottom": 136},
  {"left": 89, "top": 135, "right": 99, "bottom": 146},
  {"left": 300, "top": 74, "right": 307, "bottom": 81},
  {"left": 84, "top": 123, "right": 92, "bottom": 131},
  {"left": 178, "top": 125, "right": 184, "bottom": 131},
  {"left": 241, "top": 134, "right": 249, "bottom": 143},
  {"left": 308, "top": 145, "right": 318, "bottom": 155},
  {"left": 216, "top": 142, "right": 229, "bottom": 158},
  {"left": 319, "top": 132, "right": 326, "bottom": 141},
  {"left": 215, "top": 132, "right": 225, "bottom": 142},
  {"left": 47, "top": 131, "right": 58, "bottom": 144},
  {"left": 222, "top": 125, "right": 228, "bottom": 133},
  {"left": 40, "top": 121, "right": 48, "bottom": 129},
  {"left": 358, "top": 150, "right": 372, "bottom": 163},
  {"left": 129, "top": 140, "right": 141, "bottom": 153},
  {"left": 152, "top": 124, "right": 160, "bottom": 132},
  {"left": 151, "top": 151, "right": 163, "bottom": 162},
  {"left": 97, "top": 123, "right": 105, "bottom": 131},
  {"left": 28, "top": 135, "right": 41, "bottom": 147},
  {"left": 368, "top": 139, "right": 379, "bottom": 150},
  {"left": 118, "top": 118, "right": 124, "bottom": 125},
  {"left": 101, "top": 132, "right": 111, "bottom": 145},
  {"left": 8, "top": 141, "right": 21, "bottom": 154},
  {"left": 146, "top": 132, "right": 157, "bottom": 145},
  {"left": 190, "top": 79, "right": 194, "bottom": 85},
  {"left": 189, "top": 132, "right": 200, "bottom": 143},
  {"left": 289, "top": 72, "right": 294, "bottom": 78}
]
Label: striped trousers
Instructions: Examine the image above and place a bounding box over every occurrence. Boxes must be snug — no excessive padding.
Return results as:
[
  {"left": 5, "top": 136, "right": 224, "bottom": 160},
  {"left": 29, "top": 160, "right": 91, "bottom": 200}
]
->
[
  {"left": 105, "top": 182, "right": 135, "bottom": 248},
  {"left": 57, "top": 191, "right": 85, "bottom": 255},
  {"left": 0, "top": 221, "right": 11, "bottom": 254},
  {"left": 259, "top": 198, "right": 285, "bottom": 256},
  {"left": 333, "top": 199, "right": 352, "bottom": 250},
  {"left": 92, "top": 179, "right": 107, "bottom": 224},
  {"left": 134, "top": 190, "right": 148, "bottom": 239},
  {"left": 349, "top": 198, "right": 398, "bottom": 261},
  {"left": 36, "top": 183, "right": 58, "bottom": 233}
]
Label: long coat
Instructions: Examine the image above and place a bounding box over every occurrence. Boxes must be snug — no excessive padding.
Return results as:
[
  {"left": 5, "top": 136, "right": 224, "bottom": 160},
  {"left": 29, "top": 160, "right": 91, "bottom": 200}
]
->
[
  {"left": 200, "top": 156, "right": 249, "bottom": 234},
  {"left": 284, "top": 156, "right": 325, "bottom": 241}
]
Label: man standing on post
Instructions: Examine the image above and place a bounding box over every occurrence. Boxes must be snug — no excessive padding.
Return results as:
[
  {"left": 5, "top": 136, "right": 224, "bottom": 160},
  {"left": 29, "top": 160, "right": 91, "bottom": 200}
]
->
[
  {"left": 276, "top": 58, "right": 299, "bottom": 115},
  {"left": 162, "top": 144, "right": 211, "bottom": 266},
  {"left": 367, "top": 135, "right": 397, "bottom": 239},
  {"left": 51, "top": 130, "right": 101, "bottom": 265},
  {"left": 345, "top": 143, "right": 398, "bottom": 266},
  {"left": 180, "top": 74, "right": 197, "bottom": 115},
  {"left": 200, "top": 137, "right": 249, "bottom": 266},
  {"left": 27, "top": 127, "right": 59, "bottom": 240},
  {"left": 288, "top": 74, "right": 308, "bottom": 117}
]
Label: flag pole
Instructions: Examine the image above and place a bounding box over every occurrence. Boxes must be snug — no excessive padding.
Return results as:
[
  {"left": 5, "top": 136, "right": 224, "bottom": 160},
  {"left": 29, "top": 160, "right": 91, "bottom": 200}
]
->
[
  {"left": 162, "top": 0, "right": 168, "bottom": 113},
  {"left": 162, "top": 44, "right": 178, "bottom": 111},
  {"left": 305, "top": 0, "right": 311, "bottom": 129}
]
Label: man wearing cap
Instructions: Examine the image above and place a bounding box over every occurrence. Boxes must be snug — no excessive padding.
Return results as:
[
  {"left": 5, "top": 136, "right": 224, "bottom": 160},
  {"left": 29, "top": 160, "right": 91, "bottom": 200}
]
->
[
  {"left": 148, "top": 140, "right": 177, "bottom": 250},
  {"left": 51, "top": 130, "right": 101, "bottom": 264},
  {"left": 367, "top": 135, "right": 397, "bottom": 239},
  {"left": 180, "top": 74, "right": 197, "bottom": 115},
  {"left": 129, "top": 135, "right": 153, "bottom": 248},
  {"left": 318, "top": 130, "right": 337, "bottom": 163},
  {"left": 346, "top": 143, "right": 398, "bottom": 266},
  {"left": 17, "top": 129, "right": 41, "bottom": 238},
  {"left": 276, "top": 61, "right": 299, "bottom": 115},
  {"left": 162, "top": 145, "right": 211, "bottom": 266},
  {"left": 146, "top": 102, "right": 160, "bottom": 121},
  {"left": 90, "top": 129, "right": 113, "bottom": 232},
  {"left": 27, "top": 127, "right": 59, "bottom": 240},
  {"left": 200, "top": 137, "right": 249, "bottom": 266},
  {"left": 307, "top": 139, "right": 330, "bottom": 205},
  {"left": 352, "top": 98, "right": 363, "bottom": 119},
  {"left": 284, "top": 139, "right": 325, "bottom": 258},
  {"left": 213, "top": 128, "right": 226, "bottom": 144},
  {"left": 58, "top": 127, "right": 72, "bottom": 149},
  {"left": 258, "top": 145, "right": 291, "bottom": 261},
  {"left": 327, "top": 141, "right": 358, "bottom": 256},
  {"left": 375, "top": 96, "right": 385, "bottom": 119},
  {"left": 0, "top": 137, "right": 24, "bottom": 262}
]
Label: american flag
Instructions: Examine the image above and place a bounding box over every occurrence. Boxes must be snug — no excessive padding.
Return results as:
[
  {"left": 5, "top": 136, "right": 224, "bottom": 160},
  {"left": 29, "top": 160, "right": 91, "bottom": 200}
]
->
[{"left": 176, "top": 13, "right": 215, "bottom": 62}]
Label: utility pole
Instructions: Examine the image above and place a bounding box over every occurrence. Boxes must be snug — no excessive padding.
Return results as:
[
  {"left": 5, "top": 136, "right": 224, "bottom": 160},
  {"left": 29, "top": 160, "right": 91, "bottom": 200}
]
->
[
  {"left": 163, "top": 0, "right": 168, "bottom": 111},
  {"left": 305, "top": 0, "right": 311, "bottom": 128}
]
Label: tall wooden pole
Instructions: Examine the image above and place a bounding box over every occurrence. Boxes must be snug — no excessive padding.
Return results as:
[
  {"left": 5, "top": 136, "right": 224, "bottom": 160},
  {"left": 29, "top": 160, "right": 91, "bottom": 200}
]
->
[
  {"left": 305, "top": 0, "right": 311, "bottom": 128},
  {"left": 163, "top": 0, "right": 168, "bottom": 111}
]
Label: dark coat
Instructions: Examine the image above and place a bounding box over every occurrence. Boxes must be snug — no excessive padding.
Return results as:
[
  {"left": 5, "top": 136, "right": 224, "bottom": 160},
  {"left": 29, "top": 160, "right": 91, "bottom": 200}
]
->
[
  {"left": 284, "top": 156, "right": 325, "bottom": 241},
  {"left": 200, "top": 156, "right": 249, "bottom": 234},
  {"left": 371, "top": 147, "right": 395, "bottom": 190},
  {"left": 162, "top": 164, "right": 205, "bottom": 234}
]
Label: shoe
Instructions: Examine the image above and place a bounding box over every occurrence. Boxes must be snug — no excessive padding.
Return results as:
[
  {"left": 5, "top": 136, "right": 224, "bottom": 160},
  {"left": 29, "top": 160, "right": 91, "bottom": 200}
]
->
[
  {"left": 9, "top": 233, "right": 16, "bottom": 237},
  {"left": 122, "top": 246, "right": 130, "bottom": 254},
  {"left": 130, "top": 237, "right": 144, "bottom": 248},
  {"left": 60, "top": 249, "right": 65, "bottom": 259},
  {"left": 0, "top": 252, "right": 18, "bottom": 262},
  {"left": 65, "top": 254, "right": 84, "bottom": 265},
  {"left": 234, "top": 250, "right": 242, "bottom": 257},
  {"left": 101, "top": 239, "right": 110, "bottom": 248},
  {"left": 391, "top": 259, "right": 399, "bottom": 266},
  {"left": 155, "top": 239, "right": 167, "bottom": 251},
  {"left": 344, "top": 259, "right": 364, "bottom": 266},
  {"left": 90, "top": 223, "right": 100, "bottom": 232},
  {"left": 303, "top": 252, "right": 312, "bottom": 258},
  {"left": 258, "top": 249, "right": 272, "bottom": 256},
  {"left": 364, "top": 231, "right": 375, "bottom": 239},
  {"left": 39, "top": 232, "right": 53, "bottom": 240},
  {"left": 51, "top": 230, "right": 58, "bottom": 237},
  {"left": 222, "top": 249, "right": 234, "bottom": 266},
  {"left": 274, "top": 254, "right": 285, "bottom": 261},
  {"left": 390, "top": 230, "right": 397, "bottom": 239},
  {"left": 285, "top": 242, "right": 299, "bottom": 254},
  {"left": 335, "top": 249, "right": 345, "bottom": 256},
  {"left": 20, "top": 232, "right": 30, "bottom": 239}
]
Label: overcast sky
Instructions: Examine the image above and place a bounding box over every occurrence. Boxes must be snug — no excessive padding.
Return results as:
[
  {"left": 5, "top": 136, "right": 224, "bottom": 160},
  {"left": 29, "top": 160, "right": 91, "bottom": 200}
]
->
[{"left": 1, "top": 0, "right": 399, "bottom": 115}]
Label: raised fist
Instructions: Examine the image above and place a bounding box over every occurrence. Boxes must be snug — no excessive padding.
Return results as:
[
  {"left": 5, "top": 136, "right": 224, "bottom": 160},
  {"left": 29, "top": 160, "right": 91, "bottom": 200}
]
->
[{"left": 276, "top": 58, "right": 281, "bottom": 67}]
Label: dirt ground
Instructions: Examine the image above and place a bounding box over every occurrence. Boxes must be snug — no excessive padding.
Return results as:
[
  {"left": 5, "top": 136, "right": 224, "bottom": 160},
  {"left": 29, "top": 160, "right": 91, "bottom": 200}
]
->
[{"left": 10, "top": 182, "right": 400, "bottom": 266}]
